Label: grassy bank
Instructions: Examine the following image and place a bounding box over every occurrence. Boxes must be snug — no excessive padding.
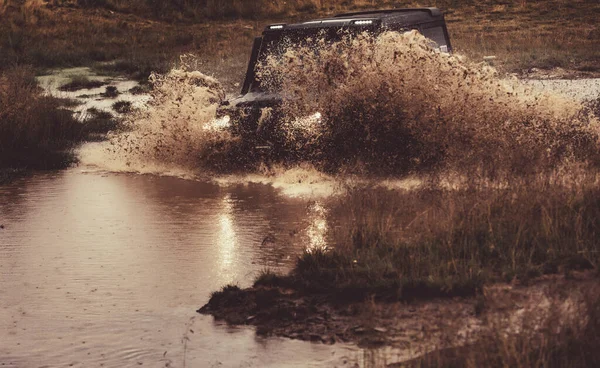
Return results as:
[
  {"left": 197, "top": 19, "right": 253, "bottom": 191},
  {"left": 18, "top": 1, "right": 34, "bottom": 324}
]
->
[
  {"left": 247, "top": 176, "right": 599, "bottom": 302},
  {"left": 412, "top": 286, "right": 600, "bottom": 368},
  {"left": 201, "top": 174, "right": 600, "bottom": 358},
  {"left": 0, "top": 66, "right": 82, "bottom": 169},
  {"left": 0, "top": 66, "right": 118, "bottom": 170}
]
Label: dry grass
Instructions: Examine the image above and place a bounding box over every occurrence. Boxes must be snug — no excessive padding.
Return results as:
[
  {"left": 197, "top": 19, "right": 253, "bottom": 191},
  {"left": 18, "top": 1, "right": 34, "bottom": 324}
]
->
[
  {"left": 411, "top": 285, "right": 600, "bottom": 368},
  {"left": 253, "top": 172, "right": 600, "bottom": 302},
  {"left": 0, "top": 66, "right": 83, "bottom": 169},
  {"left": 218, "top": 173, "right": 600, "bottom": 364},
  {"left": 0, "top": 66, "right": 119, "bottom": 169},
  {"left": 0, "top": 0, "right": 598, "bottom": 87},
  {"left": 447, "top": 0, "right": 600, "bottom": 73}
]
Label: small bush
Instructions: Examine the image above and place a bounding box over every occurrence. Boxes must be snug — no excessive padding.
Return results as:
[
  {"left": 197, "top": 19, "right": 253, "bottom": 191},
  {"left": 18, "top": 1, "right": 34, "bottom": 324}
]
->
[
  {"left": 112, "top": 100, "right": 132, "bottom": 114},
  {"left": 101, "top": 85, "right": 119, "bottom": 98},
  {"left": 81, "top": 108, "right": 119, "bottom": 140}
]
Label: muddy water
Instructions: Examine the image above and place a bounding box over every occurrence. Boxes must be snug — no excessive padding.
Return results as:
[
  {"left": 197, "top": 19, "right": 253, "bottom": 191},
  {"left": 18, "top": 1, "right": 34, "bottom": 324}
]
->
[
  {"left": 36, "top": 67, "right": 152, "bottom": 119},
  {"left": 0, "top": 169, "right": 399, "bottom": 367},
  {"left": 6, "top": 64, "right": 596, "bottom": 367}
]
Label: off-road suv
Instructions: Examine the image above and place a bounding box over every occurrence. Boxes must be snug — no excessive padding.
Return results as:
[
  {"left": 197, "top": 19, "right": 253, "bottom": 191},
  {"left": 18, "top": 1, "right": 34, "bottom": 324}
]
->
[{"left": 217, "top": 8, "right": 452, "bottom": 159}]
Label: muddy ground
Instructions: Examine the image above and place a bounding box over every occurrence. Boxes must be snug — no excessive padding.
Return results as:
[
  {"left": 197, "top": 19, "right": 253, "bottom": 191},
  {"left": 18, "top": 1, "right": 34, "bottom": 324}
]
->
[{"left": 199, "top": 271, "right": 598, "bottom": 363}]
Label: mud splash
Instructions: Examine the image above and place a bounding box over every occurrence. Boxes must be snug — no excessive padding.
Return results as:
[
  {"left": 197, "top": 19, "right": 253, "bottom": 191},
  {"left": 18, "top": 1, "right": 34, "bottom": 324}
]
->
[
  {"left": 84, "top": 31, "right": 600, "bottom": 185},
  {"left": 102, "top": 69, "right": 230, "bottom": 171},
  {"left": 260, "top": 31, "right": 599, "bottom": 176}
]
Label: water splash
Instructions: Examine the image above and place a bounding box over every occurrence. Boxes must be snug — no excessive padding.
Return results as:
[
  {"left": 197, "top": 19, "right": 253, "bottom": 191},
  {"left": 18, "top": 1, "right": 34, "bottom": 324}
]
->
[
  {"left": 260, "top": 30, "right": 599, "bottom": 176},
  {"left": 82, "top": 31, "right": 600, "bottom": 190},
  {"left": 102, "top": 69, "right": 232, "bottom": 172}
]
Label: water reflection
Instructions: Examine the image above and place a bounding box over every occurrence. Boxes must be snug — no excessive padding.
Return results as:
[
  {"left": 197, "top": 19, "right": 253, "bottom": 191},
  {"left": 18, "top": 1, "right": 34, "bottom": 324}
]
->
[
  {"left": 306, "top": 201, "right": 329, "bottom": 252},
  {"left": 0, "top": 169, "right": 378, "bottom": 367},
  {"left": 217, "top": 193, "right": 238, "bottom": 276}
]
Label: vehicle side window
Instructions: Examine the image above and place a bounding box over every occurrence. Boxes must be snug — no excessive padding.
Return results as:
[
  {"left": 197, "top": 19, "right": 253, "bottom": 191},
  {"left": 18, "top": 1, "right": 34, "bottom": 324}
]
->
[{"left": 420, "top": 26, "right": 448, "bottom": 52}]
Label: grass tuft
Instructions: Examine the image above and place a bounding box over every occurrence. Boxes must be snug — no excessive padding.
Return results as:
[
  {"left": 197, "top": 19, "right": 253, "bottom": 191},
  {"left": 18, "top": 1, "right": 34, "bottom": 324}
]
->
[{"left": 112, "top": 100, "right": 132, "bottom": 114}]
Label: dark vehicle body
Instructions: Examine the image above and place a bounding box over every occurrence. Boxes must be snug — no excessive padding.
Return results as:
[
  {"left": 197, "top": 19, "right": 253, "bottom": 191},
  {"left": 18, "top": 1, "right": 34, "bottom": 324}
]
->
[{"left": 218, "top": 8, "right": 452, "bottom": 158}]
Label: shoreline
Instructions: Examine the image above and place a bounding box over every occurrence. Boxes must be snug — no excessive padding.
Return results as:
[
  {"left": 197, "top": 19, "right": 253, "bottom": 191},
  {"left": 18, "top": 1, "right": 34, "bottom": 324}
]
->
[{"left": 199, "top": 271, "right": 599, "bottom": 359}]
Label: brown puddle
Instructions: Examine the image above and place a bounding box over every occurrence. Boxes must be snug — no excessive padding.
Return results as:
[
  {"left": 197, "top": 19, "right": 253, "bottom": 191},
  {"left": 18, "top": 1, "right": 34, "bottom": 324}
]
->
[{"left": 0, "top": 169, "right": 386, "bottom": 367}]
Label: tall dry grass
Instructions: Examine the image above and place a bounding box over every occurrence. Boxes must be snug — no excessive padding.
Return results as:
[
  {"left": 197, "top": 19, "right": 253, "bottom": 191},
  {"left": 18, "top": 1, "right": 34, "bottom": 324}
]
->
[
  {"left": 0, "top": 66, "right": 83, "bottom": 169},
  {"left": 253, "top": 171, "right": 600, "bottom": 301},
  {"left": 415, "top": 285, "right": 600, "bottom": 367}
]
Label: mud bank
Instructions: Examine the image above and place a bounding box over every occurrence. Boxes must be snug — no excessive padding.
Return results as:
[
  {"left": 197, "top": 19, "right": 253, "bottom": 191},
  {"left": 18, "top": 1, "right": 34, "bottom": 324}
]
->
[
  {"left": 198, "top": 284, "right": 478, "bottom": 348},
  {"left": 199, "top": 272, "right": 598, "bottom": 359}
]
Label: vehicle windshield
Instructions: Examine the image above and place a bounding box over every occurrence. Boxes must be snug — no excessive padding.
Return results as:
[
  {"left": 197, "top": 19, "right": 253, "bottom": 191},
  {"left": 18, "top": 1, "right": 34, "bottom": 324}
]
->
[
  {"left": 250, "top": 27, "right": 369, "bottom": 92},
  {"left": 420, "top": 26, "right": 449, "bottom": 52},
  {"left": 248, "top": 24, "right": 450, "bottom": 92}
]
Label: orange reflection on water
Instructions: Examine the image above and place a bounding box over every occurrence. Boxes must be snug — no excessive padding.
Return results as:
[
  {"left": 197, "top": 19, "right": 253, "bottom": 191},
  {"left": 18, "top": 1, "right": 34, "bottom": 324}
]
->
[
  {"left": 306, "top": 201, "right": 329, "bottom": 252},
  {"left": 217, "top": 193, "right": 238, "bottom": 272}
]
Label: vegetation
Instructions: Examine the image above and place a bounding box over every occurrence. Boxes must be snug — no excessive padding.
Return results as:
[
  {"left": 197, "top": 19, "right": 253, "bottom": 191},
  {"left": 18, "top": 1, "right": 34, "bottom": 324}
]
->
[
  {"left": 411, "top": 288, "right": 600, "bottom": 368},
  {"left": 0, "top": 0, "right": 598, "bottom": 86},
  {"left": 80, "top": 107, "right": 121, "bottom": 140},
  {"left": 58, "top": 75, "right": 107, "bottom": 91},
  {"left": 112, "top": 100, "right": 132, "bottom": 114},
  {"left": 0, "top": 66, "right": 83, "bottom": 169},
  {"left": 101, "top": 85, "right": 119, "bottom": 98},
  {"left": 0, "top": 168, "right": 26, "bottom": 185},
  {"left": 0, "top": 66, "right": 120, "bottom": 169},
  {"left": 250, "top": 176, "right": 599, "bottom": 302},
  {"left": 205, "top": 175, "right": 600, "bottom": 365}
]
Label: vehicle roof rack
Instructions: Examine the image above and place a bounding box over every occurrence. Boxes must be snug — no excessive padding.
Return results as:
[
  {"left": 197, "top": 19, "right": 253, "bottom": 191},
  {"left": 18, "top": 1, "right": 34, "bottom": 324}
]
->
[{"left": 334, "top": 7, "right": 442, "bottom": 18}]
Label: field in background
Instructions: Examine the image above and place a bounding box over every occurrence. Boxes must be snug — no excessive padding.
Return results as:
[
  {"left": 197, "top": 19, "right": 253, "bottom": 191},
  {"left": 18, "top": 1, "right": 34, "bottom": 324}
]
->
[{"left": 0, "top": 0, "right": 598, "bottom": 91}]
